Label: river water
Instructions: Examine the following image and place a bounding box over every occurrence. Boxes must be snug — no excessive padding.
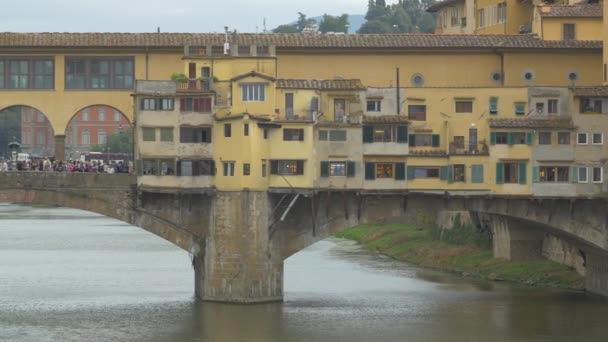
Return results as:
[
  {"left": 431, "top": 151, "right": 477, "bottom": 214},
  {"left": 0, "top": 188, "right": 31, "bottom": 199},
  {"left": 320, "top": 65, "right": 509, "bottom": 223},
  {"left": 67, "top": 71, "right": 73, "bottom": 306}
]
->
[{"left": 1, "top": 204, "right": 607, "bottom": 342}]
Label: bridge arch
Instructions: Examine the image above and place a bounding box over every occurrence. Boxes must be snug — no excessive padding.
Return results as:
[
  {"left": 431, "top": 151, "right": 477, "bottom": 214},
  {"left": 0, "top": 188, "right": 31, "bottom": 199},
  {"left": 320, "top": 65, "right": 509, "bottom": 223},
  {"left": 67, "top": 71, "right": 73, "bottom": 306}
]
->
[{"left": 0, "top": 105, "right": 55, "bottom": 159}]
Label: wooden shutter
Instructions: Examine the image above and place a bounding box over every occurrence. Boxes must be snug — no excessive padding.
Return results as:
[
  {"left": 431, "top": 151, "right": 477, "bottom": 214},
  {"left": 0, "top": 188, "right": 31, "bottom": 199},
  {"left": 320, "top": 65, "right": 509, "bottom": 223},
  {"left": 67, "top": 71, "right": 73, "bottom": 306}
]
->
[
  {"left": 365, "top": 162, "right": 375, "bottom": 180},
  {"left": 407, "top": 165, "right": 416, "bottom": 180},
  {"left": 362, "top": 125, "right": 373, "bottom": 143},
  {"left": 447, "top": 165, "right": 454, "bottom": 184},
  {"left": 396, "top": 125, "right": 408, "bottom": 143},
  {"left": 320, "top": 161, "right": 329, "bottom": 177},
  {"left": 490, "top": 132, "right": 496, "bottom": 145},
  {"left": 347, "top": 161, "right": 356, "bottom": 177},
  {"left": 409, "top": 134, "right": 416, "bottom": 147},
  {"left": 471, "top": 165, "right": 483, "bottom": 183},
  {"left": 395, "top": 162, "right": 405, "bottom": 180},
  {"left": 532, "top": 166, "right": 539, "bottom": 183},
  {"left": 440, "top": 166, "right": 448, "bottom": 180},
  {"left": 432, "top": 134, "right": 440, "bottom": 147},
  {"left": 507, "top": 132, "right": 514, "bottom": 145},
  {"left": 202, "top": 97, "right": 212, "bottom": 112},
  {"left": 180, "top": 98, "right": 186, "bottom": 112},
  {"left": 193, "top": 98, "right": 201, "bottom": 112},
  {"left": 496, "top": 162, "right": 504, "bottom": 184},
  {"left": 526, "top": 132, "right": 533, "bottom": 145},
  {"left": 518, "top": 162, "right": 527, "bottom": 185}
]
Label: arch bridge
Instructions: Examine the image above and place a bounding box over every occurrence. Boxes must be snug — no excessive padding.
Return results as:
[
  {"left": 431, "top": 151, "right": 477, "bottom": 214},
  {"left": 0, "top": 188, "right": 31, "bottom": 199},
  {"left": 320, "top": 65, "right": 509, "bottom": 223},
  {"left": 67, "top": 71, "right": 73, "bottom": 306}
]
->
[{"left": 0, "top": 172, "right": 607, "bottom": 303}]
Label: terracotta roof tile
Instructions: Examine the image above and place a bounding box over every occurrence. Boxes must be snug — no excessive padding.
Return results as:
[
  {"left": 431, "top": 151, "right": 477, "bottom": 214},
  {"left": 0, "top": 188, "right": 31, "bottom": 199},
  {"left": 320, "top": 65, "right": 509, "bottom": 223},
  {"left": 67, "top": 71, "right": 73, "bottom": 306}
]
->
[
  {"left": 363, "top": 115, "right": 409, "bottom": 124},
  {"left": 571, "top": 86, "right": 608, "bottom": 97},
  {"left": 539, "top": 4, "right": 602, "bottom": 18},
  {"left": 0, "top": 32, "right": 600, "bottom": 50},
  {"left": 489, "top": 118, "right": 575, "bottom": 129},
  {"left": 276, "top": 79, "right": 365, "bottom": 90}
]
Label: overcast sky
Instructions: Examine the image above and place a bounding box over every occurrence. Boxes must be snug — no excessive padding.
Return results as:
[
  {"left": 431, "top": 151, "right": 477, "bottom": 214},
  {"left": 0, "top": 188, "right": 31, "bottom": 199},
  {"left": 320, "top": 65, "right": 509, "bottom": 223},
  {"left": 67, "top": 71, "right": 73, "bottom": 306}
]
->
[{"left": 0, "top": 0, "right": 399, "bottom": 33}]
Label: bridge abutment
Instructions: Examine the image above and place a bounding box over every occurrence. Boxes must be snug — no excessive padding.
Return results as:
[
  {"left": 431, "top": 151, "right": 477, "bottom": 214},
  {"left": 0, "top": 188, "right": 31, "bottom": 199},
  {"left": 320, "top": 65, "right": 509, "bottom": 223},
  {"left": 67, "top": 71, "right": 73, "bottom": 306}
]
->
[
  {"left": 195, "top": 191, "right": 283, "bottom": 303},
  {"left": 483, "top": 214, "right": 544, "bottom": 261},
  {"left": 585, "top": 253, "right": 608, "bottom": 297}
]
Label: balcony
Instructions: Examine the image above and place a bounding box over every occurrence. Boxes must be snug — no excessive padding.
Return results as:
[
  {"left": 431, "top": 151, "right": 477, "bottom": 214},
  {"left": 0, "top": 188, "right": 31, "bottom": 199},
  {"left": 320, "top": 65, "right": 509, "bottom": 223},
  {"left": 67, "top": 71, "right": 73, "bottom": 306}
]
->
[
  {"left": 449, "top": 140, "right": 489, "bottom": 155},
  {"left": 176, "top": 79, "right": 212, "bottom": 93}
]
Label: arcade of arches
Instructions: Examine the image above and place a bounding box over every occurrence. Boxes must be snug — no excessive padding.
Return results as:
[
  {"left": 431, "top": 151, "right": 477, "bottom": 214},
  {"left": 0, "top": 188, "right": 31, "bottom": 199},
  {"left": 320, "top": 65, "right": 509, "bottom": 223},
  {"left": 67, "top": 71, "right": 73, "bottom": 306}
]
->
[{"left": 0, "top": 105, "right": 131, "bottom": 161}]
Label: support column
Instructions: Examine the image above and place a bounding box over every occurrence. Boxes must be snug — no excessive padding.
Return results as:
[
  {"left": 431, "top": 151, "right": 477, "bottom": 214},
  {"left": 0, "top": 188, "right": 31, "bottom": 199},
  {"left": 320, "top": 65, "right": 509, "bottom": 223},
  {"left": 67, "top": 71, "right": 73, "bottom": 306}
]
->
[
  {"left": 195, "top": 191, "right": 283, "bottom": 303},
  {"left": 585, "top": 253, "right": 608, "bottom": 296},
  {"left": 54, "top": 134, "right": 65, "bottom": 161},
  {"left": 486, "top": 214, "right": 544, "bottom": 261}
]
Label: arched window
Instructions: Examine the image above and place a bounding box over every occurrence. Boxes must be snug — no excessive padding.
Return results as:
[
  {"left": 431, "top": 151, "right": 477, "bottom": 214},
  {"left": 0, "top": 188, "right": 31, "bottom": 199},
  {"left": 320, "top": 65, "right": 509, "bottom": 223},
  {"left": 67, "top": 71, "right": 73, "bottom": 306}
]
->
[{"left": 82, "top": 129, "right": 90, "bottom": 145}]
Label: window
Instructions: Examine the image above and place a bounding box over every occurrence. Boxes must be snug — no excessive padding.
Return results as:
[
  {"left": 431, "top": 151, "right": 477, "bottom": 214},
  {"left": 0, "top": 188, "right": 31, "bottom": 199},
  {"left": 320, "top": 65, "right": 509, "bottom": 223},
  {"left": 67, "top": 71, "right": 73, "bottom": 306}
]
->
[
  {"left": 114, "top": 110, "right": 121, "bottom": 122},
  {"left": 329, "top": 130, "right": 347, "bottom": 141},
  {"left": 496, "top": 162, "right": 527, "bottom": 184},
  {"left": 238, "top": 45, "right": 251, "bottom": 56},
  {"left": 536, "top": 102, "right": 545, "bottom": 114},
  {"left": 558, "top": 132, "right": 571, "bottom": 145},
  {"left": 455, "top": 100, "right": 473, "bottom": 113},
  {"left": 373, "top": 126, "right": 396, "bottom": 142},
  {"left": 271, "top": 160, "right": 304, "bottom": 175},
  {"left": 244, "top": 123, "right": 249, "bottom": 136},
  {"left": 329, "top": 161, "right": 346, "bottom": 176},
  {"left": 180, "top": 97, "right": 212, "bottom": 112},
  {"left": 592, "top": 167, "right": 603, "bottom": 183},
  {"left": 478, "top": 8, "right": 485, "bottom": 27},
  {"left": 578, "top": 167, "right": 588, "bottom": 183},
  {"left": 223, "top": 162, "right": 235, "bottom": 176},
  {"left": 243, "top": 163, "right": 250, "bottom": 176},
  {"left": 82, "top": 129, "right": 90, "bottom": 145},
  {"left": 563, "top": 23, "right": 576, "bottom": 41},
  {"left": 241, "top": 83, "right": 265, "bottom": 101},
  {"left": 538, "top": 166, "right": 569, "bottom": 182},
  {"left": 319, "top": 130, "right": 328, "bottom": 141},
  {"left": 283, "top": 128, "right": 304, "bottom": 141},
  {"left": 143, "top": 160, "right": 158, "bottom": 175},
  {"left": 495, "top": 132, "right": 508, "bottom": 144},
  {"left": 0, "top": 58, "right": 54, "bottom": 89},
  {"left": 177, "top": 160, "right": 215, "bottom": 176},
  {"left": 504, "top": 162, "right": 521, "bottom": 184},
  {"left": 515, "top": 103, "right": 526, "bottom": 116},
  {"left": 224, "top": 124, "right": 232, "bottom": 137},
  {"left": 97, "top": 130, "right": 106, "bottom": 145},
  {"left": 180, "top": 126, "right": 212, "bottom": 143},
  {"left": 160, "top": 128, "right": 173, "bottom": 142},
  {"left": 580, "top": 98, "right": 603, "bottom": 113},
  {"left": 65, "top": 57, "right": 133, "bottom": 89},
  {"left": 548, "top": 99, "right": 558, "bottom": 114},
  {"left": 262, "top": 160, "right": 267, "bottom": 177},
  {"left": 98, "top": 109, "right": 106, "bottom": 121},
  {"left": 511, "top": 132, "right": 526, "bottom": 144},
  {"left": 159, "top": 160, "right": 175, "bottom": 175},
  {"left": 414, "top": 134, "right": 432, "bottom": 146},
  {"left": 592, "top": 133, "right": 603, "bottom": 145},
  {"left": 141, "top": 98, "right": 175, "bottom": 111},
  {"left": 497, "top": 2, "right": 506, "bottom": 23},
  {"left": 364, "top": 125, "right": 408, "bottom": 144},
  {"left": 408, "top": 105, "right": 426, "bottom": 121},
  {"left": 577, "top": 133, "right": 588, "bottom": 144},
  {"left": 38, "top": 112, "right": 45, "bottom": 122},
  {"left": 376, "top": 163, "right": 394, "bottom": 178},
  {"left": 367, "top": 100, "right": 381, "bottom": 112},
  {"left": 413, "top": 167, "right": 440, "bottom": 178},
  {"left": 453, "top": 164, "right": 465, "bottom": 182},
  {"left": 37, "top": 131, "right": 45, "bottom": 145},
  {"left": 489, "top": 97, "right": 498, "bottom": 115},
  {"left": 82, "top": 110, "right": 89, "bottom": 121},
  {"left": 538, "top": 132, "right": 551, "bottom": 145},
  {"left": 142, "top": 127, "right": 156, "bottom": 141}
]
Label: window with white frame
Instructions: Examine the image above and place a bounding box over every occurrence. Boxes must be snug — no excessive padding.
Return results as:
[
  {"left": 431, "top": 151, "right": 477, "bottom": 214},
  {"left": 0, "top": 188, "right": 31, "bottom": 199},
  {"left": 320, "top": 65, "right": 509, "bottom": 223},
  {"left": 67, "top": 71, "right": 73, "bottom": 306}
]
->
[
  {"left": 592, "top": 167, "right": 603, "bottom": 183},
  {"left": 592, "top": 133, "right": 603, "bottom": 145},
  {"left": 223, "top": 162, "right": 235, "bottom": 176},
  {"left": 577, "top": 133, "right": 588, "bottom": 144},
  {"left": 366, "top": 100, "right": 381, "bottom": 112},
  {"left": 578, "top": 167, "right": 588, "bottom": 183},
  {"left": 114, "top": 110, "right": 121, "bottom": 122},
  {"left": 97, "top": 130, "right": 106, "bottom": 144},
  {"left": 82, "top": 110, "right": 89, "bottom": 121},
  {"left": 241, "top": 83, "right": 265, "bottom": 101},
  {"left": 82, "top": 129, "right": 90, "bottom": 145},
  {"left": 37, "top": 131, "right": 45, "bottom": 145},
  {"left": 98, "top": 109, "right": 106, "bottom": 121}
]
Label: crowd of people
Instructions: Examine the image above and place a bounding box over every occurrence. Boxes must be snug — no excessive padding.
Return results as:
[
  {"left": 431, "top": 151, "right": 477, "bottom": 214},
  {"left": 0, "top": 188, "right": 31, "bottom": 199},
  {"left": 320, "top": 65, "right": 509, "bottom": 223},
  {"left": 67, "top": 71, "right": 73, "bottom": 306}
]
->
[{"left": 0, "top": 158, "right": 131, "bottom": 174}]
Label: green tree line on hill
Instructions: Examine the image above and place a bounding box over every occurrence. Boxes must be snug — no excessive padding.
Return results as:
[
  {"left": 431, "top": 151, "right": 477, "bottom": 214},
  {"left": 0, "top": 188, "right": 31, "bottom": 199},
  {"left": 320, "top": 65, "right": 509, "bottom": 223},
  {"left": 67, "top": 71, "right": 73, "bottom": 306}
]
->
[{"left": 273, "top": 0, "right": 436, "bottom": 34}]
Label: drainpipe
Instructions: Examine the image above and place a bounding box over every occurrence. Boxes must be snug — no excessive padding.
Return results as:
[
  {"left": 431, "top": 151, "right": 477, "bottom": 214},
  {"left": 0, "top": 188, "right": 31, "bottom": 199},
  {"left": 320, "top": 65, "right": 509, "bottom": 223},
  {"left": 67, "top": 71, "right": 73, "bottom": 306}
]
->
[
  {"left": 145, "top": 47, "right": 149, "bottom": 80},
  {"left": 396, "top": 67, "right": 400, "bottom": 116},
  {"left": 495, "top": 49, "right": 505, "bottom": 87}
]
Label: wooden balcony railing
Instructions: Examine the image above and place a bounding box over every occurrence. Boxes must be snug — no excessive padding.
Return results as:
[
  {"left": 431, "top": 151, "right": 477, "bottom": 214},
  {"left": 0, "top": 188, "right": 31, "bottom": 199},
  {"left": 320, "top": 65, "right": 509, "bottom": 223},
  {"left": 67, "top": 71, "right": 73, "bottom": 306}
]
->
[{"left": 449, "top": 140, "right": 489, "bottom": 155}]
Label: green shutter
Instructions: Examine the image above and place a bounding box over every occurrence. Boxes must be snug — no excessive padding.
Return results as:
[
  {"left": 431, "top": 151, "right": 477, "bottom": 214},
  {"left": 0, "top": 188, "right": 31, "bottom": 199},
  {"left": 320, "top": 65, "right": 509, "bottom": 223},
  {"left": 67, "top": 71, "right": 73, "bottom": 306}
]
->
[
  {"left": 526, "top": 132, "right": 533, "bottom": 145},
  {"left": 515, "top": 103, "right": 525, "bottom": 116},
  {"left": 407, "top": 166, "right": 416, "bottom": 180},
  {"left": 532, "top": 166, "right": 539, "bottom": 183},
  {"left": 320, "top": 161, "right": 329, "bottom": 177},
  {"left": 571, "top": 166, "right": 578, "bottom": 182},
  {"left": 496, "top": 162, "right": 504, "bottom": 184},
  {"left": 347, "top": 161, "right": 356, "bottom": 177},
  {"left": 490, "top": 132, "right": 496, "bottom": 145},
  {"left": 395, "top": 162, "right": 406, "bottom": 180},
  {"left": 409, "top": 134, "right": 416, "bottom": 147},
  {"left": 448, "top": 165, "right": 454, "bottom": 184},
  {"left": 440, "top": 166, "right": 448, "bottom": 180},
  {"left": 135, "top": 160, "right": 142, "bottom": 176},
  {"left": 489, "top": 97, "right": 498, "bottom": 115},
  {"left": 397, "top": 125, "right": 408, "bottom": 143},
  {"left": 472, "top": 164, "right": 484, "bottom": 183},
  {"left": 365, "top": 162, "right": 375, "bottom": 180},
  {"left": 507, "top": 132, "right": 514, "bottom": 145},
  {"left": 432, "top": 134, "right": 440, "bottom": 147},
  {"left": 519, "top": 162, "right": 527, "bottom": 185},
  {"left": 363, "top": 126, "right": 373, "bottom": 143}
]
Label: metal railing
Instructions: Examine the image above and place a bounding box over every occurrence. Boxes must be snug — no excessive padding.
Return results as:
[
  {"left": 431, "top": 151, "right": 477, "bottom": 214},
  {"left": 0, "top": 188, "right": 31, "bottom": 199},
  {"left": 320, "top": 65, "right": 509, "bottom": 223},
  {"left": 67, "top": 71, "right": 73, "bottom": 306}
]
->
[{"left": 449, "top": 140, "right": 489, "bottom": 155}]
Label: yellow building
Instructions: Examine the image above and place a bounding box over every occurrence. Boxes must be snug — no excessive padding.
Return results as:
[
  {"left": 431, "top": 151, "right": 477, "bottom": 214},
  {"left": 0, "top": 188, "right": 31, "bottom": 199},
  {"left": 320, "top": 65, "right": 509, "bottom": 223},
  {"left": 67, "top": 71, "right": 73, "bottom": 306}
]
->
[{"left": 533, "top": 2, "right": 603, "bottom": 40}]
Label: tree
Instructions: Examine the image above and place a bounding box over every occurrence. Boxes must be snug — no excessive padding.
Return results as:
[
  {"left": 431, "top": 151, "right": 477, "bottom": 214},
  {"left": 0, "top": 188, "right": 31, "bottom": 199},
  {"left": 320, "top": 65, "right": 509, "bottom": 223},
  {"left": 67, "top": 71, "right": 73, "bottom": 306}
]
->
[
  {"left": 358, "top": 0, "right": 437, "bottom": 34},
  {"left": 358, "top": 20, "right": 392, "bottom": 34},
  {"left": 91, "top": 128, "right": 132, "bottom": 154},
  {"left": 318, "top": 14, "right": 349, "bottom": 33},
  {"left": 273, "top": 24, "right": 299, "bottom": 33}
]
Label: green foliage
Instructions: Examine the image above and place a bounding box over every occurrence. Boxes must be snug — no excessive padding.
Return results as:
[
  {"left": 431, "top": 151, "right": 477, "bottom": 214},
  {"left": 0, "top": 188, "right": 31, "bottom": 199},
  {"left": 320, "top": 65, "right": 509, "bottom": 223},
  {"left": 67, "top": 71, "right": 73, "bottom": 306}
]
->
[
  {"left": 273, "top": 24, "right": 299, "bottom": 33},
  {"left": 318, "top": 14, "right": 349, "bottom": 33},
  {"left": 91, "top": 128, "right": 132, "bottom": 154},
  {"left": 358, "top": 0, "right": 437, "bottom": 34},
  {"left": 170, "top": 72, "right": 188, "bottom": 81}
]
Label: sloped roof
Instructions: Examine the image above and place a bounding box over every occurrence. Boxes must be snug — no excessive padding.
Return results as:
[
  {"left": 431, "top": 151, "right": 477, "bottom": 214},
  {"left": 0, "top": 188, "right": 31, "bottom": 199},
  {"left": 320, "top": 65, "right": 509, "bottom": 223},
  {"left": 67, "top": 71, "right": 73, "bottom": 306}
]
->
[
  {"left": 427, "top": 0, "right": 465, "bottom": 12},
  {"left": 489, "top": 118, "right": 575, "bottom": 129},
  {"left": 571, "top": 86, "right": 608, "bottom": 97},
  {"left": 363, "top": 115, "right": 409, "bottom": 124},
  {"left": 276, "top": 79, "right": 365, "bottom": 90},
  {"left": 230, "top": 71, "right": 275, "bottom": 82},
  {"left": 539, "top": 4, "right": 602, "bottom": 18},
  {"left": 0, "top": 32, "right": 600, "bottom": 50}
]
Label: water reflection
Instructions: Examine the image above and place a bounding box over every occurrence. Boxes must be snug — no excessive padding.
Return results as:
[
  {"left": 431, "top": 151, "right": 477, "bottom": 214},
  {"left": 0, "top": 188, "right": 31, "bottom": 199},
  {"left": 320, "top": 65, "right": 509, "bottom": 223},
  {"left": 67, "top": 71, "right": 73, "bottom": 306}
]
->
[{"left": 0, "top": 205, "right": 607, "bottom": 342}]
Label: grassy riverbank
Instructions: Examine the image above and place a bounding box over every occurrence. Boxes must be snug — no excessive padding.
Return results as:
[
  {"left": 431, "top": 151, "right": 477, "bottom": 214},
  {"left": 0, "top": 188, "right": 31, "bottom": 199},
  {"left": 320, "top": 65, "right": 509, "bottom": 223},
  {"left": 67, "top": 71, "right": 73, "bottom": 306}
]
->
[{"left": 336, "top": 223, "right": 584, "bottom": 290}]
